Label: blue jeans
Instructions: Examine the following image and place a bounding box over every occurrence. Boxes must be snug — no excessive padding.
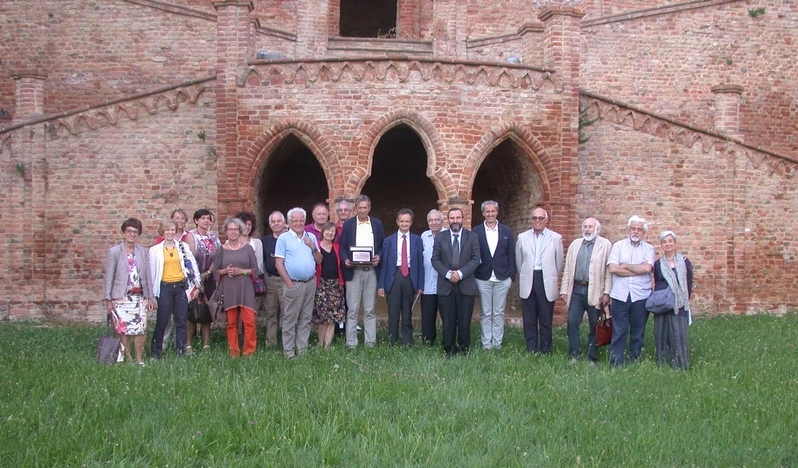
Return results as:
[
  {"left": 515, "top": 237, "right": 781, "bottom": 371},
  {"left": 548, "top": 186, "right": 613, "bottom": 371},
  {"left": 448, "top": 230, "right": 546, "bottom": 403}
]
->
[
  {"left": 567, "top": 285, "right": 600, "bottom": 361},
  {"left": 151, "top": 282, "right": 188, "bottom": 357},
  {"left": 609, "top": 295, "right": 649, "bottom": 366}
]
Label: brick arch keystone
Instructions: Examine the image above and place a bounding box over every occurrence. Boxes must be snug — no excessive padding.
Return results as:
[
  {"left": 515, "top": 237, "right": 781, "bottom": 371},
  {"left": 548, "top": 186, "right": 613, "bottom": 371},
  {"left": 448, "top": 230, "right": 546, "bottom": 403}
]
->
[
  {"left": 351, "top": 109, "right": 454, "bottom": 201},
  {"left": 244, "top": 119, "right": 342, "bottom": 199},
  {"left": 464, "top": 123, "right": 554, "bottom": 200}
]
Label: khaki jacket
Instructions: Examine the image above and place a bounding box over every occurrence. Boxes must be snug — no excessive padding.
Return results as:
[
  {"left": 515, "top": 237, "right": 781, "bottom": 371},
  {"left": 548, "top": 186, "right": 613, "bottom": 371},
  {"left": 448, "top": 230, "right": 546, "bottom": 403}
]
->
[{"left": 559, "top": 236, "right": 613, "bottom": 308}]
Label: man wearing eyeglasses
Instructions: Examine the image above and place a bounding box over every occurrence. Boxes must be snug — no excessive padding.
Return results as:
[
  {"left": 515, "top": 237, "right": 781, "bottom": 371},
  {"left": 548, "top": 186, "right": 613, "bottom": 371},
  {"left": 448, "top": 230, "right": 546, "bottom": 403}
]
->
[
  {"left": 334, "top": 199, "right": 353, "bottom": 241},
  {"left": 516, "top": 207, "right": 564, "bottom": 354}
]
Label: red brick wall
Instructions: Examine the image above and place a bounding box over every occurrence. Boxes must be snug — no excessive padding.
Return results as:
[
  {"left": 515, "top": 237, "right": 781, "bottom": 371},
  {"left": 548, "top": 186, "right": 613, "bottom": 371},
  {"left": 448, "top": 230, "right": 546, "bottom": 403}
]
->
[
  {"left": 582, "top": 0, "right": 798, "bottom": 156},
  {"left": 0, "top": 84, "right": 216, "bottom": 320},
  {"left": 2, "top": 0, "right": 797, "bottom": 319}
]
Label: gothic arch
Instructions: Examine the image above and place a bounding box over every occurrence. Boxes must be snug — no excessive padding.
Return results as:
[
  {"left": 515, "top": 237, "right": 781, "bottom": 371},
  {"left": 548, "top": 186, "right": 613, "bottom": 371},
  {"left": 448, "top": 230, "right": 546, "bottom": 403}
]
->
[
  {"left": 244, "top": 119, "right": 342, "bottom": 199},
  {"left": 464, "top": 123, "right": 554, "bottom": 200},
  {"left": 352, "top": 109, "right": 454, "bottom": 201}
]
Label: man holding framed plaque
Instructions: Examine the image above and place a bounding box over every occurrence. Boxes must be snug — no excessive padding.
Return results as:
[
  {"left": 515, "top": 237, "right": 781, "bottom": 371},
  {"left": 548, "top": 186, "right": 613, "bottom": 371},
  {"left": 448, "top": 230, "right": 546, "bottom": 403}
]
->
[{"left": 339, "top": 194, "right": 385, "bottom": 348}]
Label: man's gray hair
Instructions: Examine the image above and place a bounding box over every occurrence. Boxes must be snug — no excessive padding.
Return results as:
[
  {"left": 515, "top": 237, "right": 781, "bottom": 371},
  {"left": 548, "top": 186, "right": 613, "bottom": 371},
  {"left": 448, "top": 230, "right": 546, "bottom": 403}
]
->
[
  {"left": 222, "top": 217, "right": 246, "bottom": 233},
  {"left": 427, "top": 209, "right": 443, "bottom": 221},
  {"left": 658, "top": 230, "right": 677, "bottom": 242},
  {"left": 269, "top": 211, "right": 286, "bottom": 223},
  {"left": 355, "top": 194, "right": 371, "bottom": 206},
  {"left": 337, "top": 200, "right": 352, "bottom": 211},
  {"left": 583, "top": 217, "right": 602, "bottom": 234},
  {"left": 627, "top": 215, "right": 649, "bottom": 231},
  {"left": 287, "top": 207, "right": 307, "bottom": 222},
  {"left": 480, "top": 200, "right": 499, "bottom": 212}
]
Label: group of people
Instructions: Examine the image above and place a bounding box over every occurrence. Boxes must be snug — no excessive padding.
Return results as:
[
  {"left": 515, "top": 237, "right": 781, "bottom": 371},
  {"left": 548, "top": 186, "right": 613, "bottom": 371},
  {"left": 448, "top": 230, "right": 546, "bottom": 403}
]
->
[{"left": 103, "top": 198, "right": 693, "bottom": 369}]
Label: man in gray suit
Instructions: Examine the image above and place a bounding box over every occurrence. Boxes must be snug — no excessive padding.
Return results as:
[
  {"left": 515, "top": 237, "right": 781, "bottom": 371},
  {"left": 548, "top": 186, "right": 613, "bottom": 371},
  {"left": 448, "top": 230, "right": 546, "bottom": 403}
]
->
[
  {"left": 431, "top": 208, "right": 481, "bottom": 357},
  {"left": 516, "top": 207, "right": 564, "bottom": 354}
]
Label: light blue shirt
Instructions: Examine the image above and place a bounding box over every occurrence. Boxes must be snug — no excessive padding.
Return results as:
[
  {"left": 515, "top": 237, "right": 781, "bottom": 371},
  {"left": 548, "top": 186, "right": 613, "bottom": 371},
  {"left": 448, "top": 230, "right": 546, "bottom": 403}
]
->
[
  {"left": 421, "top": 229, "right": 442, "bottom": 294},
  {"left": 275, "top": 229, "right": 319, "bottom": 281},
  {"left": 608, "top": 238, "right": 656, "bottom": 302}
]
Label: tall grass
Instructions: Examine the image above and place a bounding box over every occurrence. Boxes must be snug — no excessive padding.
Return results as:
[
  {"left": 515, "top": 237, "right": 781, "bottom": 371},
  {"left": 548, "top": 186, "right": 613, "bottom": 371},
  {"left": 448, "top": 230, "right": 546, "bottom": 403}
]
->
[{"left": 1, "top": 314, "right": 797, "bottom": 467}]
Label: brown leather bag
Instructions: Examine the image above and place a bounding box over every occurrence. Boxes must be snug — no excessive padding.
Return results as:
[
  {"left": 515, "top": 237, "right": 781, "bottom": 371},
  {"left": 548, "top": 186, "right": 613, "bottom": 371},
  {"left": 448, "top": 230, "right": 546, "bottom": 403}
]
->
[{"left": 595, "top": 304, "right": 612, "bottom": 347}]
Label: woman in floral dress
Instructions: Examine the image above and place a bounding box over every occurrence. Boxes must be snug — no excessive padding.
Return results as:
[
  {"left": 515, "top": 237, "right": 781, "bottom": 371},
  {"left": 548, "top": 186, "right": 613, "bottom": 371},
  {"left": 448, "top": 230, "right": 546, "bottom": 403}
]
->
[
  {"left": 104, "top": 217, "right": 155, "bottom": 365},
  {"left": 313, "top": 222, "right": 346, "bottom": 348}
]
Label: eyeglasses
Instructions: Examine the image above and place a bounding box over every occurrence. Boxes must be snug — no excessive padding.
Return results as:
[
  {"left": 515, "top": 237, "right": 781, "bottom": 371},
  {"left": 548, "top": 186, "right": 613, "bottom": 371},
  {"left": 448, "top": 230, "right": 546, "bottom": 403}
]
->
[
  {"left": 531, "top": 217, "right": 546, "bottom": 221},
  {"left": 227, "top": 227, "right": 240, "bottom": 232},
  {"left": 337, "top": 208, "right": 351, "bottom": 212},
  {"left": 124, "top": 229, "right": 140, "bottom": 235}
]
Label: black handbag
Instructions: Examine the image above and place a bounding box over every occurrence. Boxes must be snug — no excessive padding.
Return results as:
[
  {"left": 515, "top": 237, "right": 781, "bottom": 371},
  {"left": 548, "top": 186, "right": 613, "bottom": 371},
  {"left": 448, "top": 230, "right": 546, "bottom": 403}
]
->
[
  {"left": 95, "top": 315, "right": 121, "bottom": 364},
  {"left": 188, "top": 292, "right": 213, "bottom": 324}
]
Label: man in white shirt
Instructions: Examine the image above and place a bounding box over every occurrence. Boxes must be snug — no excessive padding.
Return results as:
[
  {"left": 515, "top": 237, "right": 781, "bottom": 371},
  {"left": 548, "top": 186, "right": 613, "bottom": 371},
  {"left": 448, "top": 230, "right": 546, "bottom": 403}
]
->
[{"left": 607, "top": 215, "right": 656, "bottom": 366}]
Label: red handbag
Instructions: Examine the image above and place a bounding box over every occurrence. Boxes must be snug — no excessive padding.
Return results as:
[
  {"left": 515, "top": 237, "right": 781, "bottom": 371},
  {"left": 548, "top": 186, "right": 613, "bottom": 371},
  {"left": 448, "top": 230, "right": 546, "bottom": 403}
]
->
[{"left": 595, "top": 303, "right": 612, "bottom": 347}]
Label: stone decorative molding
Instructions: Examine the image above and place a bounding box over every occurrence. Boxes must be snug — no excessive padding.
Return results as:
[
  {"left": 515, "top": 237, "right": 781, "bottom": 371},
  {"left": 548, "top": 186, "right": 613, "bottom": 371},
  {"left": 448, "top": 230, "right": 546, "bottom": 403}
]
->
[
  {"left": 121, "top": 0, "right": 295, "bottom": 40},
  {"left": 1, "top": 79, "right": 213, "bottom": 139},
  {"left": 582, "top": 0, "right": 744, "bottom": 28},
  {"left": 239, "top": 58, "right": 561, "bottom": 91},
  {"left": 711, "top": 83, "right": 744, "bottom": 95},
  {"left": 580, "top": 90, "right": 797, "bottom": 179}
]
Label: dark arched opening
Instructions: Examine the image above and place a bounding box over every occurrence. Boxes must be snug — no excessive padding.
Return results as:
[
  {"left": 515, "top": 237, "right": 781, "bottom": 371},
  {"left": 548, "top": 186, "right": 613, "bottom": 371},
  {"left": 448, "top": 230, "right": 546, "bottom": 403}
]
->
[
  {"left": 361, "top": 125, "right": 438, "bottom": 236},
  {"left": 255, "top": 135, "right": 328, "bottom": 236},
  {"left": 472, "top": 138, "right": 544, "bottom": 240}
]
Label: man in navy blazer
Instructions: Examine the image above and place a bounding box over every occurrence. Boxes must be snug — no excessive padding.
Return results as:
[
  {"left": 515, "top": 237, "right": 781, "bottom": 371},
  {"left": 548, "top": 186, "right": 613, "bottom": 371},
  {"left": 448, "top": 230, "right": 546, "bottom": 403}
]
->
[
  {"left": 472, "top": 200, "right": 517, "bottom": 350},
  {"left": 431, "top": 208, "right": 481, "bottom": 357},
  {"left": 378, "top": 209, "right": 424, "bottom": 345},
  {"left": 339, "top": 194, "right": 385, "bottom": 348}
]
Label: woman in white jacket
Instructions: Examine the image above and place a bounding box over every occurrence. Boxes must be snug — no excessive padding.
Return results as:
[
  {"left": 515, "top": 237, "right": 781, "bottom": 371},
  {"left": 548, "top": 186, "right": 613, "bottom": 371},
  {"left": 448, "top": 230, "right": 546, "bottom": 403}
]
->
[{"left": 149, "top": 218, "right": 201, "bottom": 358}]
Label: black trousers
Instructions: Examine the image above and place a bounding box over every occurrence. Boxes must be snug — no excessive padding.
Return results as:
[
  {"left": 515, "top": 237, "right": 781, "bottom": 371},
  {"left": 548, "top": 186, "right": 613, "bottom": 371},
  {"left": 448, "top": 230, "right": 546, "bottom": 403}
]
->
[
  {"left": 420, "top": 294, "right": 440, "bottom": 345},
  {"left": 521, "top": 270, "right": 555, "bottom": 353},
  {"left": 386, "top": 268, "right": 415, "bottom": 345},
  {"left": 151, "top": 282, "right": 188, "bottom": 357},
  {"left": 438, "top": 284, "right": 475, "bottom": 355}
]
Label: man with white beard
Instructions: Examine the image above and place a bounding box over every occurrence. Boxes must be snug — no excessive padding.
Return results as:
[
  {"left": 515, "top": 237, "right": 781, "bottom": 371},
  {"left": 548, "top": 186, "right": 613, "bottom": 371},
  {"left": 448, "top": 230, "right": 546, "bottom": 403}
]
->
[
  {"left": 559, "top": 218, "right": 613, "bottom": 364},
  {"left": 607, "top": 215, "right": 656, "bottom": 366}
]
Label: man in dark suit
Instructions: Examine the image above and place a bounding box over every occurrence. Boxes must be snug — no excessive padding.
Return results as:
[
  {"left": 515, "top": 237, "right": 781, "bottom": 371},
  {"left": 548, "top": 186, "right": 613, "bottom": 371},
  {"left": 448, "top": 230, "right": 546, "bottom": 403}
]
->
[
  {"left": 472, "top": 200, "right": 517, "bottom": 350},
  {"left": 339, "top": 194, "right": 385, "bottom": 348},
  {"left": 431, "top": 208, "right": 481, "bottom": 357},
  {"left": 378, "top": 208, "right": 424, "bottom": 346}
]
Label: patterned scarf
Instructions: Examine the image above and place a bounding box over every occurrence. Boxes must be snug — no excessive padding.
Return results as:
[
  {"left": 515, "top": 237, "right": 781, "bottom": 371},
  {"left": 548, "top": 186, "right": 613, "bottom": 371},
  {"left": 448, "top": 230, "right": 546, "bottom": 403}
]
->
[{"left": 659, "top": 252, "right": 690, "bottom": 314}]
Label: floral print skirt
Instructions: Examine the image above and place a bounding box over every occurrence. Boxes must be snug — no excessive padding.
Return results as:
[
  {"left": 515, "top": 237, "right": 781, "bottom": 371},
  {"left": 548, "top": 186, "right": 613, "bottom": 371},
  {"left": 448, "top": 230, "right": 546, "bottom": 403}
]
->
[
  {"left": 313, "top": 278, "right": 346, "bottom": 324},
  {"left": 110, "top": 294, "right": 148, "bottom": 335}
]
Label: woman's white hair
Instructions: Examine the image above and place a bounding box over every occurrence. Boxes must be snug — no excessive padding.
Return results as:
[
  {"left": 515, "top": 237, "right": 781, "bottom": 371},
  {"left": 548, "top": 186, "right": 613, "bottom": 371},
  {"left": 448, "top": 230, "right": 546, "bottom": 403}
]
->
[{"left": 658, "top": 230, "right": 678, "bottom": 242}]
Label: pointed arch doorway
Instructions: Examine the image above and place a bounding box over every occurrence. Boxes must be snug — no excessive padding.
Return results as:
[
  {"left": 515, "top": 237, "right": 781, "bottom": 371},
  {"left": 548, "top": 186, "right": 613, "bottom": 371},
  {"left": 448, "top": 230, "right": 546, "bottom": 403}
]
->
[
  {"left": 361, "top": 124, "right": 439, "bottom": 236},
  {"left": 472, "top": 138, "right": 545, "bottom": 237},
  {"left": 254, "top": 134, "right": 328, "bottom": 234}
]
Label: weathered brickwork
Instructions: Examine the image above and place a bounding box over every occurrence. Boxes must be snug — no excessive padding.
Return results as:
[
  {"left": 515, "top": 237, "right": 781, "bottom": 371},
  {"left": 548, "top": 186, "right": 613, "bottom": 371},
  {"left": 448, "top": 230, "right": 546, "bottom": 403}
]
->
[{"left": 1, "top": 0, "right": 796, "bottom": 320}]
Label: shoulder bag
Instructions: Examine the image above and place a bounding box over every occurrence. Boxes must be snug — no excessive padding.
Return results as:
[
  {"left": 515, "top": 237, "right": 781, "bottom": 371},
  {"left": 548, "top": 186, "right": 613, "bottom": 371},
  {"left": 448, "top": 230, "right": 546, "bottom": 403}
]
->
[{"left": 646, "top": 287, "right": 676, "bottom": 315}]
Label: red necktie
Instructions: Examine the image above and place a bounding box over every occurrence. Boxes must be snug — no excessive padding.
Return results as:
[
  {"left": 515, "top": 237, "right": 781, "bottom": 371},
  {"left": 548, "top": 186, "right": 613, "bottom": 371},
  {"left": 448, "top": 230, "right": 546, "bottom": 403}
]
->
[{"left": 400, "top": 234, "right": 409, "bottom": 277}]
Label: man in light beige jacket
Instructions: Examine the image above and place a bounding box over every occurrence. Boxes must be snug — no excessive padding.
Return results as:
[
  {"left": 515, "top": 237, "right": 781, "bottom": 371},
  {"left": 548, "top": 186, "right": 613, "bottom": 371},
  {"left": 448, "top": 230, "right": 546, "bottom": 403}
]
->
[{"left": 559, "top": 217, "right": 612, "bottom": 363}]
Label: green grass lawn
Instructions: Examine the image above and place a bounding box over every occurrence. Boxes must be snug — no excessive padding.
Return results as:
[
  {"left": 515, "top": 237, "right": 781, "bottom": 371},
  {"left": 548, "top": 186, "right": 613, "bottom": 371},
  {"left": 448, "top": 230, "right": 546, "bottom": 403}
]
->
[{"left": 1, "top": 314, "right": 797, "bottom": 467}]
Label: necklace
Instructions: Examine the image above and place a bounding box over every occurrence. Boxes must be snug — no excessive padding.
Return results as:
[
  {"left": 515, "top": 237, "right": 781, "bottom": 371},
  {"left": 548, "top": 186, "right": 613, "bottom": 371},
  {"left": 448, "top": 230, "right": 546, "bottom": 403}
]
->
[{"left": 226, "top": 239, "right": 242, "bottom": 250}]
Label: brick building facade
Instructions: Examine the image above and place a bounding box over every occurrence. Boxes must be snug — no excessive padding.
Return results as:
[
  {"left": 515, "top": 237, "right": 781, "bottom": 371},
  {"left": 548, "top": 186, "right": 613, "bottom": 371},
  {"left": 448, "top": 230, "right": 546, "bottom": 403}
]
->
[{"left": 1, "top": 0, "right": 796, "bottom": 320}]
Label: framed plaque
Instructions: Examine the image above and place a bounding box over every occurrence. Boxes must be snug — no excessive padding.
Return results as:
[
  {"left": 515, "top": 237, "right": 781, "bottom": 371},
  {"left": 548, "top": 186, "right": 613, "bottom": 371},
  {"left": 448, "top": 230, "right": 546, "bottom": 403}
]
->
[{"left": 350, "top": 246, "right": 374, "bottom": 265}]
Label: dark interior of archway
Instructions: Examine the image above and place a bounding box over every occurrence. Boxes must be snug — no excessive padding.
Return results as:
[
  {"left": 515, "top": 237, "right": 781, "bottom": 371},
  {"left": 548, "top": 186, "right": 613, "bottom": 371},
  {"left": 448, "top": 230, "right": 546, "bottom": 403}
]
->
[
  {"left": 361, "top": 125, "right": 438, "bottom": 237},
  {"left": 340, "top": 0, "right": 396, "bottom": 38},
  {"left": 256, "top": 135, "right": 328, "bottom": 236},
  {"left": 472, "top": 139, "right": 542, "bottom": 238}
]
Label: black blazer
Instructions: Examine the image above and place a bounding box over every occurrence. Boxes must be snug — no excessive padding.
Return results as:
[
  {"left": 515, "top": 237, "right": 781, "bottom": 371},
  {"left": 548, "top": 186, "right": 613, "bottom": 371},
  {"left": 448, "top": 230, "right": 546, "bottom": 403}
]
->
[
  {"left": 339, "top": 216, "right": 385, "bottom": 282},
  {"left": 431, "top": 228, "right": 481, "bottom": 296},
  {"left": 472, "top": 222, "right": 517, "bottom": 281}
]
